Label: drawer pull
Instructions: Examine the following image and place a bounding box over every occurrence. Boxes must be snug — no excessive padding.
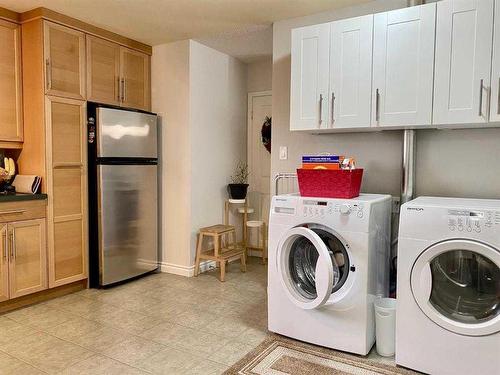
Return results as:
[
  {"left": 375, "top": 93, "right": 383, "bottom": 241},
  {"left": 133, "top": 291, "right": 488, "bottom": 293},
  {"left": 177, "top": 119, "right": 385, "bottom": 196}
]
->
[{"left": 0, "top": 210, "right": 26, "bottom": 216}]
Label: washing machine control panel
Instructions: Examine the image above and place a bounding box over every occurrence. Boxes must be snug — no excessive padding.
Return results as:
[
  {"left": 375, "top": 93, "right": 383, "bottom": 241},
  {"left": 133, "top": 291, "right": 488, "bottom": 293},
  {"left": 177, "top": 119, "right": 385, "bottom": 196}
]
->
[
  {"left": 447, "top": 209, "right": 500, "bottom": 233},
  {"left": 301, "top": 200, "right": 365, "bottom": 219}
]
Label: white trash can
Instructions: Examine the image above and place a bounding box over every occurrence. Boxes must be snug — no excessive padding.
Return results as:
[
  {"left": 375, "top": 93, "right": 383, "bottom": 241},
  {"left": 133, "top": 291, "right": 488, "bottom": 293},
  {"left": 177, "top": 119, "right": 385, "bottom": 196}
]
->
[{"left": 374, "top": 297, "right": 396, "bottom": 357}]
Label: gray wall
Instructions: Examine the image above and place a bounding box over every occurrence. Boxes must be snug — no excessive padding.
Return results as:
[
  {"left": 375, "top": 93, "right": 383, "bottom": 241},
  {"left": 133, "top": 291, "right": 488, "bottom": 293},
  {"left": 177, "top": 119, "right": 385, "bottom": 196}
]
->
[{"left": 272, "top": 0, "right": 500, "bottom": 200}]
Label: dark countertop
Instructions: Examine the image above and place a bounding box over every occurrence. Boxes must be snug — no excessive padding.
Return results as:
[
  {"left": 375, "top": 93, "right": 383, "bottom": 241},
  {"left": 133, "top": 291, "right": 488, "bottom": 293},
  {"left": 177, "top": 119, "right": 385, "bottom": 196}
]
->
[{"left": 0, "top": 193, "right": 48, "bottom": 203}]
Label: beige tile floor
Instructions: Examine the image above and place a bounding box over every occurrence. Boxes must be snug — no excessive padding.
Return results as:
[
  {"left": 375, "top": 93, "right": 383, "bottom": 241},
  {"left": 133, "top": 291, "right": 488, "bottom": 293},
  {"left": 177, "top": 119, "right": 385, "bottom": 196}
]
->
[
  {"left": 0, "top": 259, "right": 267, "bottom": 374},
  {"left": 0, "top": 258, "right": 393, "bottom": 374}
]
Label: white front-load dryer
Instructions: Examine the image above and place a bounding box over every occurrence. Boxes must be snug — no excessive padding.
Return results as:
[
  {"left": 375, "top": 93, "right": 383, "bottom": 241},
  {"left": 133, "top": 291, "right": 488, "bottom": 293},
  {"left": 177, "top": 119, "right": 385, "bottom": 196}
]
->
[
  {"left": 268, "top": 194, "right": 392, "bottom": 355},
  {"left": 397, "top": 197, "right": 500, "bottom": 375}
]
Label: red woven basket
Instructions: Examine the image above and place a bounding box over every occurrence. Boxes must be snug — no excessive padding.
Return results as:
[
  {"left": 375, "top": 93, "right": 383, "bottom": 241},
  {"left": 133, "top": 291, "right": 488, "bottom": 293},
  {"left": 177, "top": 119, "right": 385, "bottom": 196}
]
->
[{"left": 297, "top": 168, "right": 363, "bottom": 199}]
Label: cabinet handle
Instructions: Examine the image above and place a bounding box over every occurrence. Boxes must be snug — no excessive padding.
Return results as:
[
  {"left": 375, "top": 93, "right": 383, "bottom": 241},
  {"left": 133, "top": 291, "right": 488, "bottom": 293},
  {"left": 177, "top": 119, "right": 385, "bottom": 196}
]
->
[
  {"left": 497, "top": 78, "right": 500, "bottom": 116},
  {"left": 375, "top": 89, "right": 380, "bottom": 122},
  {"left": 45, "top": 59, "right": 52, "bottom": 90},
  {"left": 2, "top": 231, "right": 6, "bottom": 261},
  {"left": 117, "top": 77, "right": 121, "bottom": 102},
  {"left": 0, "top": 210, "right": 26, "bottom": 216},
  {"left": 120, "top": 78, "right": 125, "bottom": 102},
  {"left": 331, "top": 92, "right": 336, "bottom": 125},
  {"left": 479, "top": 79, "right": 484, "bottom": 117},
  {"left": 123, "top": 79, "right": 127, "bottom": 102},
  {"left": 9, "top": 232, "right": 14, "bottom": 260},
  {"left": 319, "top": 94, "right": 323, "bottom": 126}
]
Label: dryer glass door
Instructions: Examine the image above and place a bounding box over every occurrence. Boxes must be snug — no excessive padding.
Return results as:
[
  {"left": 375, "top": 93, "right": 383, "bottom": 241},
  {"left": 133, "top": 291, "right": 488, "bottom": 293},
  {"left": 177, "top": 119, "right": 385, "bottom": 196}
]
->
[
  {"left": 411, "top": 239, "right": 500, "bottom": 336},
  {"left": 277, "top": 226, "right": 348, "bottom": 310}
]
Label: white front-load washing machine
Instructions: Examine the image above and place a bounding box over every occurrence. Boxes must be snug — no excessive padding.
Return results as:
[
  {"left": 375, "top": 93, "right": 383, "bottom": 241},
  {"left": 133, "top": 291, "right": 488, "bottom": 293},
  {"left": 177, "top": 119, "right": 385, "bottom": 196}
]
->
[
  {"left": 397, "top": 197, "right": 500, "bottom": 375},
  {"left": 268, "top": 193, "right": 392, "bottom": 355}
]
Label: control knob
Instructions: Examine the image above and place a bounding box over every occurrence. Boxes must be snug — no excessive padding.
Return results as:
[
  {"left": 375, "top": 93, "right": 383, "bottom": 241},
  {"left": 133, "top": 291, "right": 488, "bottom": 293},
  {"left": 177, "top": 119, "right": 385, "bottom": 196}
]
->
[{"left": 340, "top": 204, "right": 351, "bottom": 215}]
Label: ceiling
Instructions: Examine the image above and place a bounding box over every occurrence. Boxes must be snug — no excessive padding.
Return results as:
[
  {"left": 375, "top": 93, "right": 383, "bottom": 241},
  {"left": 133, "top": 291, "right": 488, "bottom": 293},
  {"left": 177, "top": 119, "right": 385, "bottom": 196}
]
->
[{"left": 1, "top": 1, "right": 370, "bottom": 46}]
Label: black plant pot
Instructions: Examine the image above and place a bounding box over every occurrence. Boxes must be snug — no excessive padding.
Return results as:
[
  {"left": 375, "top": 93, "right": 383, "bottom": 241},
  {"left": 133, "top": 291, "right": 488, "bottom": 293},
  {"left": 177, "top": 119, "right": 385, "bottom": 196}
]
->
[{"left": 228, "top": 184, "right": 249, "bottom": 200}]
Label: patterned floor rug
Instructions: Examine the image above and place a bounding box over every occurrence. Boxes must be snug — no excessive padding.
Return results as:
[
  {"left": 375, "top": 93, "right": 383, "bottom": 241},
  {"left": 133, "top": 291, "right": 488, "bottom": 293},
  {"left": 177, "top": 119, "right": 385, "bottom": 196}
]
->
[{"left": 224, "top": 335, "right": 420, "bottom": 375}]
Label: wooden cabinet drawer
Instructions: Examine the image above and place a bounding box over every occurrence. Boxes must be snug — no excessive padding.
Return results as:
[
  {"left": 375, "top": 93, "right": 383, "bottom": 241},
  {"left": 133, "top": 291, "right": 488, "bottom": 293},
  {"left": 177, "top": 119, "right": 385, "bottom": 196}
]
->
[{"left": 0, "top": 200, "right": 47, "bottom": 223}]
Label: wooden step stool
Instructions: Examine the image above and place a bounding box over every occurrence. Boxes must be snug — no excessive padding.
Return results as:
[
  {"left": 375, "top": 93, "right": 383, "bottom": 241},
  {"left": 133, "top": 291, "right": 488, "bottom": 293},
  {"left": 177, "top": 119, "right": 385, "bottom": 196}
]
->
[{"left": 194, "top": 224, "right": 246, "bottom": 282}]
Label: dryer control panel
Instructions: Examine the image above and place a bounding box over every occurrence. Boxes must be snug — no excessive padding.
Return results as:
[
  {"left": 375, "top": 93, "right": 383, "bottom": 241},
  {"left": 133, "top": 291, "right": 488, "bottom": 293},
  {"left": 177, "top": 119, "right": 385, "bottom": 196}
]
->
[
  {"left": 302, "top": 200, "right": 365, "bottom": 219},
  {"left": 447, "top": 209, "right": 500, "bottom": 233}
]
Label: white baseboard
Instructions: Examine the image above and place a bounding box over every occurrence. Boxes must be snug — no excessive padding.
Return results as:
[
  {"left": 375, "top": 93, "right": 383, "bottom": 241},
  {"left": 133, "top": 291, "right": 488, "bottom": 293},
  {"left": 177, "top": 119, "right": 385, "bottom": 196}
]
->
[{"left": 159, "top": 260, "right": 216, "bottom": 277}]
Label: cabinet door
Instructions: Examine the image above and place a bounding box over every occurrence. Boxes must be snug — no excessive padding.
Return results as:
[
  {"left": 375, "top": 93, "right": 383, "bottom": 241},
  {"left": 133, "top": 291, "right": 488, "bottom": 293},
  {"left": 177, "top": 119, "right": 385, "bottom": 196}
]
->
[
  {"left": 330, "top": 15, "right": 373, "bottom": 129},
  {"left": 44, "top": 21, "right": 86, "bottom": 100},
  {"left": 0, "top": 224, "right": 8, "bottom": 302},
  {"left": 87, "top": 35, "right": 121, "bottom": 106},
  {"left": 290, "top": 24, "right": 330, "bottom": 131},
  {"left": 120, "top": 47, "right": 150, "bottom": 111},
  {"left": 8, "top": 219, "right": 47, "bottom": 299},
  {"left": 0, "top": 20, "right": 23, "bottom": 143},
  {"left": 372, "top": 3, "right": 436, "bottom": 127},
  {"left": 490, "top": 0, "right": 500, "bottom": 122},
  {"left": 434, "top": 0, "right": 494, "bottom": 124},
  {"left": 46, "top": 97, "right": 88, "bottom": 288}
]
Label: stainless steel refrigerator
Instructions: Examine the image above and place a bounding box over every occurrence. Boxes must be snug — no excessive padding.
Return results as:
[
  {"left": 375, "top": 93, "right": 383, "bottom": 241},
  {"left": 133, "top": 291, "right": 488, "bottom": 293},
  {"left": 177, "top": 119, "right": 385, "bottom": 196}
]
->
[{"left": 88, "top": 103, "right": 158, "bottom": 287}]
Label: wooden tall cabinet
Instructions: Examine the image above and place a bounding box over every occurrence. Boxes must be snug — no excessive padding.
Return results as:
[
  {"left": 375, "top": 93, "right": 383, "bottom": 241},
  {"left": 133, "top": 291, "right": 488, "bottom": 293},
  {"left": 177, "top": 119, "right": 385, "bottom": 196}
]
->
[
  {"left": 0, "top": 20, "right": 23, "bottom": 147},
  {"left": 46, "top": 96, "right": 87, "bottom": 288},
  {"left": 44, "top": 21, "right": 86, "bottom": 100}
]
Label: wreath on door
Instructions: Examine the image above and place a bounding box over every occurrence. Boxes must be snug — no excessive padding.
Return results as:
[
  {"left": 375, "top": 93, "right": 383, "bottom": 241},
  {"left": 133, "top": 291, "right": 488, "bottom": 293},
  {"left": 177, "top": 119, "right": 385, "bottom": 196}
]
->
[{"left": 261, "top": 116, "right": 272, "bottom": 153}]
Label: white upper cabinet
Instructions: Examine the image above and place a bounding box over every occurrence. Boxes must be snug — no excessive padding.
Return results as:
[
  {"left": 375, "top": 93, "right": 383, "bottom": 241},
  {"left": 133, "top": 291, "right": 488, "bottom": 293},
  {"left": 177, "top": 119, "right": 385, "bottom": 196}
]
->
[
  {"left": 434, "top": 0, "right": 494, "bottom": 125},
  {"left": 372, "top": 3, "right": 436, "bottom": 127},
  {"left": 490, "top": 0, "right": 500, "bottom": 122},
  {"left": 329, "top": 15, "right": 373, "bottom": 129},
  {"left": 290, "top": 24, "right": 330, "bottom": 131}
]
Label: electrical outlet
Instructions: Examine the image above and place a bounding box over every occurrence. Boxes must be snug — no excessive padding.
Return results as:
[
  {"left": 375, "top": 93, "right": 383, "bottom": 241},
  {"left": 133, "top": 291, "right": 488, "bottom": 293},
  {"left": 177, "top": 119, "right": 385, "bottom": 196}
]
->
[
  {"left": 392, "top": 197, "right": 400, "bottom": 214},
  {"left": 279, "top": 146, "right": 288, "bottom": 160}
]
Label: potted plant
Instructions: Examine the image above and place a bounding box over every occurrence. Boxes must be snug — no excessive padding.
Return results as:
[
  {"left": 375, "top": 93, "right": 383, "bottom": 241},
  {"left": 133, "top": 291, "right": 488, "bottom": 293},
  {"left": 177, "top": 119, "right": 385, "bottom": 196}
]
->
[{"left": 228, "top": 162, "right": 249, "bottom": 200}]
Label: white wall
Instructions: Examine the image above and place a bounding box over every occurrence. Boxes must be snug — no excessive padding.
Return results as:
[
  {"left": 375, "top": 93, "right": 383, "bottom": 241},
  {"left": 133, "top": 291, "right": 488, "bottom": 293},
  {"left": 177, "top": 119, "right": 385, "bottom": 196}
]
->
[
  {"left": 189, "top": 41, "right": 248, "bottom": 264},
  {"left": 272, "top": 0, "right": 500, "bottom": 200},
  {"left": 152, "top": 40, "right": 192, "bottom": 270},
  {"left": 152, "top": 40, "right": 248, "bottom": 275},
  {"left": 247, "top": 57, "right": 273, "bottom": 93}
]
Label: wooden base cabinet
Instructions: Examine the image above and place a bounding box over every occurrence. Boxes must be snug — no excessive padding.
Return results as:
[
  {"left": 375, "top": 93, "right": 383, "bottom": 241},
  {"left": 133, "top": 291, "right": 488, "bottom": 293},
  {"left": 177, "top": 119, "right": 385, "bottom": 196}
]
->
[
  {"left": 46, "top": 96, "right": 88, "bottom": 288},
  {"left": 0, "top": 201, "right": 48, "bottom": 302}
]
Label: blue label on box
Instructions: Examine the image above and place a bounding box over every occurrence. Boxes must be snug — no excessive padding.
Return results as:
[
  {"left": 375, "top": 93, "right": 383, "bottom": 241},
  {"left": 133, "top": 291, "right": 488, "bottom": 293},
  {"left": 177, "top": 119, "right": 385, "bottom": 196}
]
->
[{"left": 302, "top": 155, "right": 340, "bottom": 163}]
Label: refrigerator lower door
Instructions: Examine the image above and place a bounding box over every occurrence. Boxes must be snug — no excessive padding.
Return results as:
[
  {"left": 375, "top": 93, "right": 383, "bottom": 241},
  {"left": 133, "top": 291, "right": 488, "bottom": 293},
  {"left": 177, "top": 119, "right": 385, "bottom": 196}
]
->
[{"left": 98, "top": 164, "right": 158, "bottom": 285}]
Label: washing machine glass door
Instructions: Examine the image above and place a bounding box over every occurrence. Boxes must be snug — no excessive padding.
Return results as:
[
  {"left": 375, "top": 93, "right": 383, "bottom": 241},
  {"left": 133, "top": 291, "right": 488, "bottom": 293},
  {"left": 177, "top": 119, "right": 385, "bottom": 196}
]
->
[
  {"left": 411, "top": 239, "right": 500, "bottom": 336},
  {"left": 276, "top": 226, "right": 344, "bottom": 310}
]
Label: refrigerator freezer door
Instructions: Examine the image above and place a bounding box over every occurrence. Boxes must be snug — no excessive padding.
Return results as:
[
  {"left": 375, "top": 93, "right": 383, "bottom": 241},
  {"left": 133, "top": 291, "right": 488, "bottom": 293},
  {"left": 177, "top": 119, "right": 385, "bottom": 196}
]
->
[
  {"left": 98, "top": 164, "right": 158, "bottom": 285},
  {"left": 97, "top": 108, "right": 157, "bottom": 158}
]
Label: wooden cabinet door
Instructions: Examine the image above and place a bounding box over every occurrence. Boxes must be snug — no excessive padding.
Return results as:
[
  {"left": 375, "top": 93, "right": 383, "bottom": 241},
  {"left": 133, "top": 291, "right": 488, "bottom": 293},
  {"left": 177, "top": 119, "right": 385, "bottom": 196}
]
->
[
  {"left": 0, "top": 224, "right": 9, "bottom": 302},
  {"left": 120, "top": 47, "right": 150, "bottom": 110},
  {"left": 290, "top": 24, "right": 330, "bottom": 131},
  {"left": 490, "top": 0, "right": 500, "bottom": 122},
  {"left": 44, "top": 21, "right": 86, "bottom": 100},
  {"left": 372, "top": 3, "right": 436, "bottom": 127},
  {"left": 46, "top": 97, "right": 88, "bottom": 288},
  {"left": 8, "top": 219, "right": 47, "bottom": 299},
  {"left": 87, "top": 35, "right": 121, "bottom": 106},
  {"left": 330, "top": 15, "right": 373, "bottom": 129},
  {"left": 434, "top": 0, "right": 494, "bottom": 125},
  {"left": 0, "top": 20, "right": 23, "bottom": 144}
]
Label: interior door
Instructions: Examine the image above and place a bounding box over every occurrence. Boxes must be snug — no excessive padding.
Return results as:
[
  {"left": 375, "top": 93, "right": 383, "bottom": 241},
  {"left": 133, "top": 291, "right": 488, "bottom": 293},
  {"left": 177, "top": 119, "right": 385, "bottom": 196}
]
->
[
  {"left": 8, "top": 219, "right": 47, "bottom": 299},
  {"left": 120, "top": 47, "right": 150, "bottom": 111},
  {"left": 372, "top": 3, "right": 436, "bottom": 127},
  {"left": 98, "top": 163, "right": 158, "bottom": 285},
  {"left": 290, "top": 24, "right": 330, "bottom": 131},
  {"left": 330, "top": 15, "right": 373, "bottom": 128},
  {"left": 0, "top": 20, "right": 23, "bottom": 143},
  {"left": 277, "top": 226, "right": 350, "bottom": 309},
  {"left": 46, "top": 97, "right": 88, "bottom": 288},
  {"left": 490, "top": 0, "right": 500, "bottom": 122},
  {"left": 433, "top": 0, "right": 494, "bottom": 125},
  {"left": 86, "top": 35, "right": 121, "bottom": 106},
  {"left": 44, "top": 21, "right": 86, "bottom": 100},
  {"left": 411, "top": 239, "right": 500, "bottom": 336},
  {"left": 0, "top": 224, "right": 9, "bottom": 302}
]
